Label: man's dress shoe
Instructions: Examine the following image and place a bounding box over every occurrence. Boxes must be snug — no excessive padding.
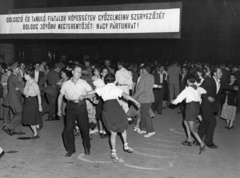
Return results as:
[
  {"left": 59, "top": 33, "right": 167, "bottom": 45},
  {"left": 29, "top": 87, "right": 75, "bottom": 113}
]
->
[
  {"left": 13, "top": 132, "right": 26, "bottom": 135},
  {"left": 2, "top": 126, "right": 14, "bottom": 136},
  {"left": 207, "top": 144, "right": 218, "bottom": 149},
  {"left": 0, "top": 151, "right": 5, "bottom": 159},
  {"left": 31, "top": 135, "right": 40, "bottom": 139},
  {"left": 65, "top": 151, "right": 75, "bottom": 157},
  {"left": 182, "top": 140, "right": 193, "bottom": 146},
  {"left": 84, "top": 147, "right": 90, "bottom": 155},
  {"left": 193, "top": 140, "right": 200, "bottom": 146}
]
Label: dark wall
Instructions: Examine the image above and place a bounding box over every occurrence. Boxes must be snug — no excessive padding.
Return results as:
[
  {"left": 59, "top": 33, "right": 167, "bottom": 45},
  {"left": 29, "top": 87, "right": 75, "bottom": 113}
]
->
[{"left": 11, "top": 0, "right": 240, "bottom": 64}]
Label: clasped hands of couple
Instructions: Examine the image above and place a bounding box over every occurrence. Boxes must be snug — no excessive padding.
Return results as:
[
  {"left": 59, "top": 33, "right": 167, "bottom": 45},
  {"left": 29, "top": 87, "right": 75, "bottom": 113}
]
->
[
  {"left": 77, "top": 94, "right": 141, "bottom": 109},
  {"left": 57, "top": 93, "right": 141, "bottom": 117}
]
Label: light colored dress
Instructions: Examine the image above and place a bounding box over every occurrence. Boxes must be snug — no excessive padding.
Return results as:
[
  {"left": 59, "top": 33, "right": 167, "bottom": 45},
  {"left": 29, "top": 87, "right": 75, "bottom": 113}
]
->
[{"left": 221, "top": 94, "right": 236, "bottom": 121}]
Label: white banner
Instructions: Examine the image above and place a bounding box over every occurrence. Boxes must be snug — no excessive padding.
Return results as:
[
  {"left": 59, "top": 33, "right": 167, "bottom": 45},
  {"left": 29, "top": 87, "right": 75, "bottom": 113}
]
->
[{"left": 0, "top": 8, "right": 180, "bottom": 34}]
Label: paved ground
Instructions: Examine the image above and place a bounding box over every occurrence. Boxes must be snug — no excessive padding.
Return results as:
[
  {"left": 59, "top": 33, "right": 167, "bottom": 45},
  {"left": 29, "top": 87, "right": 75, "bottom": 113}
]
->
[{"left": 0, "top": 107, "right": 240, "bottom": 178}]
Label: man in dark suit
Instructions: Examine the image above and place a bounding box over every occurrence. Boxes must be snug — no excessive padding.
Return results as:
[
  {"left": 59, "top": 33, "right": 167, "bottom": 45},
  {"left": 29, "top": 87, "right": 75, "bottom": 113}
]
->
[
  {"left": 220, "top": 64, "right": 231, "bottom": 108},
  {"left": 198, "top": 67, "right": 222, "bottom": 149},
  {"left": 33, "top": 62, "right": 45, "bottom": 88},
  {"left": 179, "top": 66, "right": 188, "bottom": 116},
  {"left": 2, "top": 62, "right": 25, "bottom": 136},
  {"left": 152, "top": 66, "right": 167, "bottom": 115},
  {"left": 40, "top": 62, "right": 62, "bottom": 121}
]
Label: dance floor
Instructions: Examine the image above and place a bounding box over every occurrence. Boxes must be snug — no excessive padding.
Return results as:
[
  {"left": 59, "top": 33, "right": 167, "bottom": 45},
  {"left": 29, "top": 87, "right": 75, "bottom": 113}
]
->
[{"left": 0, "top": 107, "right": 239, "bottom": 178}]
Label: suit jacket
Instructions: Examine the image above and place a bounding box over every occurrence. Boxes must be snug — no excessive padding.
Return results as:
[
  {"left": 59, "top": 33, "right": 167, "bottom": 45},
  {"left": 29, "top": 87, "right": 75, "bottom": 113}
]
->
[
  {"left": 200, "top": 76, "right": 220, "bottom": 112},
  {"left": 33, "top": 70, "right": 45, "bottom": 88},
  {"left": 40, "top": 69, "right": 60, "bottom": 96},
  {"left": 179, "top": 73, "right": 188, "bottom": 91},
  {"left": 233, "top": 70, "right": 240, "bottom": 85},
  {"left": 133, "top": 72, "right": 155, "bottom": 104},
  {"left": 167, "top": 64, "right": 181, "bottom": 85},
  {"left": 221, "top": 68, "right": 230, "bottom": 85},
  {"left": 3, "top": 73, "right": 24, "bottom": 113},
  {"left": 222, "top": 81, "right": 239, "bottom": 106},
  {"left": 153, "top": 72, "right": 167, "bottom": 89}
]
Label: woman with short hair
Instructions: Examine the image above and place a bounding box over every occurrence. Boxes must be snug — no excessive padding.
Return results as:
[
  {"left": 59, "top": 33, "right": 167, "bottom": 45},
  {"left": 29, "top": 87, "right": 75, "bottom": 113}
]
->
[
  {"left": 221, "top": 73, "right": 239, "bottom": 129},
  {"left": 22, "top": 68, "right": 43, "bottom": 139},
  {"left": 83, "top": 73, "right": 140, "bottom": 162}
]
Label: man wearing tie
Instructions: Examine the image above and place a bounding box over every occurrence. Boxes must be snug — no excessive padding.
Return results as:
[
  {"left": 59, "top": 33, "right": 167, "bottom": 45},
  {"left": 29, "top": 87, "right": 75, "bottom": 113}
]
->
[
  {"left": 198, "top": 67, "right": 222, "bottom": 149},
  {"left": 179, "top": 66, "right": 188, "bottom": 115},
  {"left": 152, "top": 66, "right": 167, "bottom": 115},
  {"left": 33, "top": 62, "right": 45, "bottom": 88}
]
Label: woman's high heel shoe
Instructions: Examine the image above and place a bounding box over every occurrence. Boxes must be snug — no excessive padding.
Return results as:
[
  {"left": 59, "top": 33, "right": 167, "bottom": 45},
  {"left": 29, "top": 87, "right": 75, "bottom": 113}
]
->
[
  {"left": 199, "top": 144, "right": 207, "bottom": 155},
  {"left": 110, "top": 150, "right": 124, "bottom": 163},
  {"left": 133, "top": 127, "right": 140, "bottom": 132},
  {"left": 228, "top": 125, "right": 234, "bottom": 129},
  {"left": 31, "top": 135, "right": 40, "bottom": 139},
  {"left": 123, "top": 143, "right": 133, "bottom": 153}
]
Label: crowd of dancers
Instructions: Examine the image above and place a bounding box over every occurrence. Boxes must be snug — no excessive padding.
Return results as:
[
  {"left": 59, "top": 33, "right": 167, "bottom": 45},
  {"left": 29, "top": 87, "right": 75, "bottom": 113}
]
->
[{"left": 0, "top": 58, "right": 239, "bottom": 161}]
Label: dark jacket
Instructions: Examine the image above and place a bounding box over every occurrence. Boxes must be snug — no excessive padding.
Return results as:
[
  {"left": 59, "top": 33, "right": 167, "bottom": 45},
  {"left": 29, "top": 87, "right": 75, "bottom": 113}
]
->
[
  {"left": 179, "top": 73, "right": 188, "bottom": 92},
  {"left": 33, "top": 71, "right": 45, "bottom": 89},
  {"left": 153, "top": 72, "right": 167, "bottom": 90},
  {"left": 222, "top": 81, "right": 239, "bottom": 106},
  {"left": 3, "top": 73, "right": 24, "bottom": 113},
  {"left": 40, "top": 69, "right": 60, "bottom": 96},
  {"left": 201, "top": 76, "right": 220, "bottom": 112},
  {"left": 133, "top": 72, "right": 155, "bottom": 104}
]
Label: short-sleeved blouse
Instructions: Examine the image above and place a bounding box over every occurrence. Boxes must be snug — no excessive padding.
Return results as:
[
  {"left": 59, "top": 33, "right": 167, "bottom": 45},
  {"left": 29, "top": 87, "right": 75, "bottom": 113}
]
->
[
  {"left": 95, "top": 83, "right": 123, "bottom": 101},
  {"left": 93, "top": 78, "right": 105, "bottom": 89},
  {"left": 23, "top": 80, "right": 40, "bottom": 97},
  {"left": 60, "top": 78, "right": 92, "bottom": 100}
]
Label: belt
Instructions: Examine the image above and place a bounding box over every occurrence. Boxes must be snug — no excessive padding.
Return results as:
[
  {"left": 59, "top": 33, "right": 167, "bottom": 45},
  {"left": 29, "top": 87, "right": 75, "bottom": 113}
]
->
[
  {"left": 48, "top": 84, "right": 56, "bottom": 87},
  {"left": 26, "top": 96, "right": 37, "bottom": 98},
  {"left": 118, "top": 84, "right": 128, "bottom": 86},
  {"left": 67, "top": 100, "right": 85, "bottom": 105},
  {"left": 153, "top": 88, "right": 163, "bottom": 90}
]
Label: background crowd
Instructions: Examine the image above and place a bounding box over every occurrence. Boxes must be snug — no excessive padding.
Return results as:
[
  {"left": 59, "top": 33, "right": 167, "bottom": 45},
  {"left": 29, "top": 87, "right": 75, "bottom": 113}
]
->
[{"left": 0, "top": 57, "right": 239, "bottom": 159}]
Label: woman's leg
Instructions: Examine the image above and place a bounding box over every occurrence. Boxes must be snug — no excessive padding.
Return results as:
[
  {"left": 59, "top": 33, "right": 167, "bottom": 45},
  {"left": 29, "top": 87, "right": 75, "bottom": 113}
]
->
[
  {"left": 98, "top": 120, "right": 107, "bottom": 137},
  {"left": 197, "top": 115, "right": 202, "bottom": 122},
  {"left": 121, "top": 130, "right": 133, "bottom": 153},
  {"left": 30, "top": 125, "right": 38, "bottom": 136},
  {"left": 110, "top": 130, "right": 124, "bottom": 162},
  {"left": 134, "top": 109, "right": 141, "bottom": 131},
  {"left": 110, "top": 131, "right": 117, "bottom": 151},
  {"left": 188, "top": 121, "right": 204, "bottom": 147},
  {"left": 183, "top": 120, "right": 192, "bottom": 142},
  {"left": 226, "top": 119, "right": 230, "bottom": 127},
  {"left": 228, "top": 120, "right": 234, "bottom": 127}
]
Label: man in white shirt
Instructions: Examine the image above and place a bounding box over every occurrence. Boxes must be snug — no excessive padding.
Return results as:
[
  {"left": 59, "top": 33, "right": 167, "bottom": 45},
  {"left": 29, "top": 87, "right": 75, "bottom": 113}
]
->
[
  {"left": 115, "top": 61, "right": 133, "bottom": 122},
  {"left": 33, "top": 62, "right": 45, "bottom": 88},
  {"left": 58, "top": 64, "right": 92, "bottom": 157}
]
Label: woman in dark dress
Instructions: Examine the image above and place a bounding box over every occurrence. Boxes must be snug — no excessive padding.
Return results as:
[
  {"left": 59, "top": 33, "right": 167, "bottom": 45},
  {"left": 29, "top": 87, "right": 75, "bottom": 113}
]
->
[
  {"left": 83, "top": 73, "right": 140, "bottom": 162},
  {"left": 22, "top": 68, "right": 43, "bottom": 139},
  {"left": 221, "top": 73, "right": 239, "bottom": 129}
]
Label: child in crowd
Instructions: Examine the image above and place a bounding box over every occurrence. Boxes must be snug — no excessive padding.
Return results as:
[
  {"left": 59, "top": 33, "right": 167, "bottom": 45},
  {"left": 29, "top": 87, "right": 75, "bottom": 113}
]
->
[{"left": 171, "top": 74, "right": 207, "bottom": 154}]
